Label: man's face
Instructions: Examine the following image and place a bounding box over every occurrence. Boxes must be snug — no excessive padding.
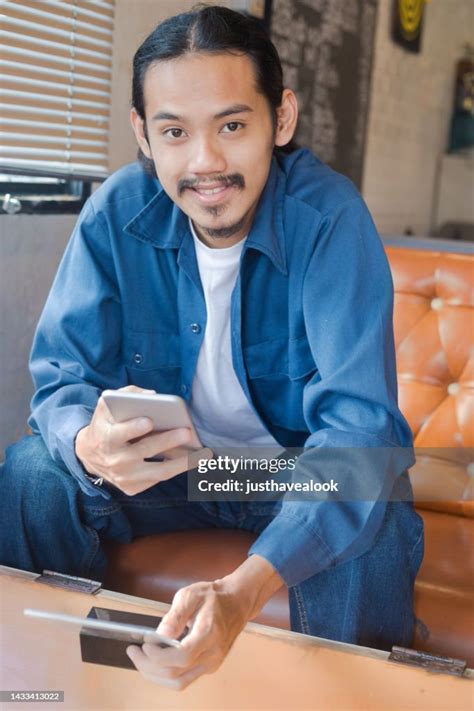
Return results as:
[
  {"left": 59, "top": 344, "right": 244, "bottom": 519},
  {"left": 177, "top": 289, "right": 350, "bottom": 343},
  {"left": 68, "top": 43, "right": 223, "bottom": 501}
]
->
[{"left": 134, "top": 52, "right": 277, "bottom": 246}]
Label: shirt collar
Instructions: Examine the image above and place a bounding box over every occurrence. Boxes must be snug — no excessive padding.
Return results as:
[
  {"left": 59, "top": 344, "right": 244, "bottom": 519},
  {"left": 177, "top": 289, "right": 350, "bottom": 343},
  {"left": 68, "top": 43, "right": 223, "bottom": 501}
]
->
[{"left": 123, "top": 154, "right": 288, "bottom": 275}]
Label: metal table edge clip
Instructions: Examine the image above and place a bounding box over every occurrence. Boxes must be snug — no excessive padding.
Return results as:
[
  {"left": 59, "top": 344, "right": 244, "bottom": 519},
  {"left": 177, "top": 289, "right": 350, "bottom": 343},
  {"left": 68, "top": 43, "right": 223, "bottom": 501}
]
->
[
  {"left": 389, "top": 645, "right": 467, "bottom": 677},
  {"left": 35, "top": 570, "right": 102, "bottom": 595}
]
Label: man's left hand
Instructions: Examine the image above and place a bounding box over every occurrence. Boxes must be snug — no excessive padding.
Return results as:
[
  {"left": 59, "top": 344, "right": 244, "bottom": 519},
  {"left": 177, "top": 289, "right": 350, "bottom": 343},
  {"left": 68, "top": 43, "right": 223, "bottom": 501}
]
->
[{"left": 126, "top": 555, "right": 283, "bottom": 689}]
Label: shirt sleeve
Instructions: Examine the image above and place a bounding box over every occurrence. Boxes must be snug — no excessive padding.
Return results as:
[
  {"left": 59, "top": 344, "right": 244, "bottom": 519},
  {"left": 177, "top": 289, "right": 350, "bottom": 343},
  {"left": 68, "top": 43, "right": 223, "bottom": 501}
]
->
[
  {"left": 28, "top": 199, "right": 125, "bottom": 498},
  {"left": 249, "top": 197, "right": 414, "bottom": 587}
]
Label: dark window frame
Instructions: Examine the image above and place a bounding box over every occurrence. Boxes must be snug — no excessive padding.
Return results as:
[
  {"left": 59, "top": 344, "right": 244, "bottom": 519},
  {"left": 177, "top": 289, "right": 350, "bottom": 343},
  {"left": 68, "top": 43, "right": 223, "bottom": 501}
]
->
[{"left": 0, "top": 168, "right": 104, "bottom": 215}]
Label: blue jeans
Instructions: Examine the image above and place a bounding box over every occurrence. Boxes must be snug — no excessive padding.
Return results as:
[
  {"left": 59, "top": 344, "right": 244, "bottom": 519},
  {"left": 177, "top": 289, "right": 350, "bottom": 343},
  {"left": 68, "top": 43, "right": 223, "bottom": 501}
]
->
[{"left": 0, "top": 435, "right": 423, "bottom": 651}]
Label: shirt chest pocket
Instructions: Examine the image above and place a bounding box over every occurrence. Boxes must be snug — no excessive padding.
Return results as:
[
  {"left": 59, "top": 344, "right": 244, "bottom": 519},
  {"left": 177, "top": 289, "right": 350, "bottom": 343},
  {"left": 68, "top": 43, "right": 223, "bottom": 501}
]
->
[
  {"left": 244, "top": 335, "right": 317, "bottom": 432},
  {"left": 244, "top": 335, "right": 316, "bottom": 381},
  {"left": 122, "top": 329, "right": 181, "bottom": 393}
]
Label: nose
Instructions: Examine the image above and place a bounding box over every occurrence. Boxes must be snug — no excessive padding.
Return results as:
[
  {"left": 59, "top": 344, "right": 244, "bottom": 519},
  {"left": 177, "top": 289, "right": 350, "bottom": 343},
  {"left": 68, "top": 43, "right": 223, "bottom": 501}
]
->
[{"left": 187, "top": 134, "right": 227, "bottom": 175}]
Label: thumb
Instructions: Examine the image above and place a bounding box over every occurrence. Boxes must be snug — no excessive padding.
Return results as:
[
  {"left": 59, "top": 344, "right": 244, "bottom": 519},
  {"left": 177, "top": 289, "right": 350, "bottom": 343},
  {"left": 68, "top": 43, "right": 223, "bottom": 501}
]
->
[{"left": 157, "top": 586, "right": 203, "bottom": 639}]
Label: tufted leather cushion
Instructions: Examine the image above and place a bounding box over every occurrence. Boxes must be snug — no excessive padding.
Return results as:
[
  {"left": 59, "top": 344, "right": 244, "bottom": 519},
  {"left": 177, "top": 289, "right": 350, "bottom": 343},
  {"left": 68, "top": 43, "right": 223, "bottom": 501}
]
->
[{"left": 387, "top": 247, "right": 474, "bottom": 514}]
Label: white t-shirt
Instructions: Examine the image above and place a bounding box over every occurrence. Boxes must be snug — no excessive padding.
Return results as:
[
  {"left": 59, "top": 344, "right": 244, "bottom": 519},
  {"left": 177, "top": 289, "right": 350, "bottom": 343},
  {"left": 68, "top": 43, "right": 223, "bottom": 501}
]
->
[{"left": 188, "top": 220, "right": 279, "bottom": 450}]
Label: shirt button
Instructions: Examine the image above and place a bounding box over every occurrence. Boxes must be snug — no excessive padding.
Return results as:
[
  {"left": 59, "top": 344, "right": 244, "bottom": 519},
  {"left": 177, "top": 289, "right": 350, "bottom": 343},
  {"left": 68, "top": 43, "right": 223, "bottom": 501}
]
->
[
  {"left": 133, "top": 353, "right": 143, "bottom": 365},
  {"left": 181, "top": 384, "right": 188, "bottom": 395},
  {"left": 190, "top": 323, "right": 201, "bottom": 334}
]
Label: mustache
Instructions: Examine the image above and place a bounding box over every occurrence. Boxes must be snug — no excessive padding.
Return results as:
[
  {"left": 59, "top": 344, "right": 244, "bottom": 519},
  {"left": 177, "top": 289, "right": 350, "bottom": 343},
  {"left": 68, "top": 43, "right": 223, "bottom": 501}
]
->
[{"left": 177, "top": 173, "right": 245, "bottom": 196}]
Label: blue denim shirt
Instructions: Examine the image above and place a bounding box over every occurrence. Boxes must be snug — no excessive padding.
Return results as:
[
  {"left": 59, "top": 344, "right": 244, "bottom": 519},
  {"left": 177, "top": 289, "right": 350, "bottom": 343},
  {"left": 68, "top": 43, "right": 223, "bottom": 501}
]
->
[{"left": 29, "top": 148, "right": 413, "bottom": 587}]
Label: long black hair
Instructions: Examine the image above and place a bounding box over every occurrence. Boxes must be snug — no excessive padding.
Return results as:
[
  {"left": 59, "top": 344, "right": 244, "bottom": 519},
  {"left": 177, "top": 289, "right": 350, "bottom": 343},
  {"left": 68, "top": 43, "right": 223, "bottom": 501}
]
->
[{"left": 132, "top": 4, "right": 296, "bottom": 173}]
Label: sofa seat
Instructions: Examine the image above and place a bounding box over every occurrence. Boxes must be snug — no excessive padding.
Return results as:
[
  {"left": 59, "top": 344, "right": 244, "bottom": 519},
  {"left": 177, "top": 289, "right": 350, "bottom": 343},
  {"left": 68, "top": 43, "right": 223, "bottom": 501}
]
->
[
  {"left": 412, "top": 509, "right": 474, "bottom": 665},
  {"left": 104, "top": 529, "right": 290, "bottom": 630},
  {"left": 104, "top": 508, "right": 474, "bottom": 665}
]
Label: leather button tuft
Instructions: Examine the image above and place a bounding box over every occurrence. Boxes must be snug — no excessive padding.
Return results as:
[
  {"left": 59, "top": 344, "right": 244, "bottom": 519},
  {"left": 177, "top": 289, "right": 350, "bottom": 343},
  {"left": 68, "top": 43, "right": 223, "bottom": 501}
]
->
[
  {"left": 190, "top": 323, "right": 201, "bottom": 334},
  {"left": 431, "top": 297, "right": 443, "bottom": 311},
  {"left": 133, "top": 353, "right": 143, "bottom": 365},
  {"left": 447, "top": 382, "right": 460, "bottom": 396}
]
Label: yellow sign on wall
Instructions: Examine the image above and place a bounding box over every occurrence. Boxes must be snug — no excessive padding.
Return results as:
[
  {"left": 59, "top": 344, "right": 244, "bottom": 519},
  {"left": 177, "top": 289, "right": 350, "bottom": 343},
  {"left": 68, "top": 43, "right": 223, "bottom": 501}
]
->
[
  {"left": 398, "top": 0, "right": 424, "bottom": 40},
  {"left": 392, "top": 0, "right": 426, "bottom": 52}
]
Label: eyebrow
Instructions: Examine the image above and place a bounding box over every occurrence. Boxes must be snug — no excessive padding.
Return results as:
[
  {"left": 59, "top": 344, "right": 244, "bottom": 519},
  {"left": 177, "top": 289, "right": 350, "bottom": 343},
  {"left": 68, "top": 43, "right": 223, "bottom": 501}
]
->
[{"left": 151, "top": 104, "right": 254, "bottom": 122}]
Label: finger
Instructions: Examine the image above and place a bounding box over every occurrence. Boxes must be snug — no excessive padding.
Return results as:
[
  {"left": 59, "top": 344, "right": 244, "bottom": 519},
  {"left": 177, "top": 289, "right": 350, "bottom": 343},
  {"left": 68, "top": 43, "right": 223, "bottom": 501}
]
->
[
  {"left": 139, "top": 638, "right": 213, "bottom": 672},
  {"left": 126, "top": 645, "right": 207, "bottom": 689},
  {"left": 151, "top": 663, "right": 209, "bottom": 690},
  {"left": 139, "top": 642, "right": 192, "bottom": 669},
  {"left": 137, "top": 454, "right": 192, "bottom": 483},
  {"left": 109, "top": 447, "right": 213, "bottom": 493},
  {"left": 189, "top": 447, "right": 214, "bottom": 462},
  {"left": 128, "top": 428, "right": 192, "bottom": 461},
  {"left": 105, "top": 416, "right": 155, "bottom": 449},
  {"left": 118, "top": 385, "right": 156, "bottom": 394},
  {"left": 175, "top": 662, "right": 209, "bottom": 689},
  {"left": 160, "top": 445, "right": 194, "bottom": 460},
  {"left": 179, "top": 598, "right": 216, "bottom": 648},
  {"left": 126, "top": 645, "right": 177, "bottom": 684},
  {"left": 158, "top": 446, "right": 213, "bottom": 462},
  {"left": 158, "top": 586, "right": 204, "bottom": 640},
  {"left": 137, "top": 643, "right": 211, "bottom": 683},
  {"left": 126, "top": 644, "right": 145, "bottom": 668},
  {"left": 111, "top": 454, "right": 192, "bottom": 495},
  {"left": 126, "top": 644, "right": 186, "bottom": 678},
  {"left": 94, "top": 392, "right": 117, "bottom": 423}
]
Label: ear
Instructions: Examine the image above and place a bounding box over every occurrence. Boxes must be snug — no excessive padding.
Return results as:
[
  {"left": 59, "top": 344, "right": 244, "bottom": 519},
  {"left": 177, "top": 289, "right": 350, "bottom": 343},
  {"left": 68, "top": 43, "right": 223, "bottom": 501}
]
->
[
  {"left": 274, "top": 89, "right": 298, "bottom": 147},
  {"left": 130, "top": 108, "right": 153, "bottom": 159}
]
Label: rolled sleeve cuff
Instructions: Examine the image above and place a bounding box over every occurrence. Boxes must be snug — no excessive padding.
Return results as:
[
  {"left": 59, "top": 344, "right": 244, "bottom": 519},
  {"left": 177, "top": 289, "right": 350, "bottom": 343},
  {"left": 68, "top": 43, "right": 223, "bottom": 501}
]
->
[
  {"left": 248, "top": 512, "right": 335, "bottom": 588},
  {"left": 55, "top": 408, "right": 111, "bottom": 499}
]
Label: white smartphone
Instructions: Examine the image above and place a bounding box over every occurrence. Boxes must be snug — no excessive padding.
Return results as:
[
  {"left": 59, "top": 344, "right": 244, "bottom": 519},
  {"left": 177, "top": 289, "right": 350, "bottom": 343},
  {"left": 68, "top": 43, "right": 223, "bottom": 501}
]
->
[
  {"left": 102, "top": 390, "right": 202, "bottom": 450},
  {"left": 24, "top": 608, "right": 182, "bottom": 648}
]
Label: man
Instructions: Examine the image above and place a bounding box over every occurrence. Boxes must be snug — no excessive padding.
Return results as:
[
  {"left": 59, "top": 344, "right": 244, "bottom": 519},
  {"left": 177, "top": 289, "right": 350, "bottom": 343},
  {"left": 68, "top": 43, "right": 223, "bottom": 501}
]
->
[{"left": 1, "top": 6, "right": 423, "bottom": 689}]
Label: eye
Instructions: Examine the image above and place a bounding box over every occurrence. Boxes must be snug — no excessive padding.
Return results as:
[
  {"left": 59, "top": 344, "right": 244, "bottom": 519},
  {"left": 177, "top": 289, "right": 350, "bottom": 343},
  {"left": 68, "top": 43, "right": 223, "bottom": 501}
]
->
[
  {"left": 221, "top": 121, "right": 243, "bottom": 133},
  {"left": 163, "top": 127, "right": 185, "bottom": 139}
]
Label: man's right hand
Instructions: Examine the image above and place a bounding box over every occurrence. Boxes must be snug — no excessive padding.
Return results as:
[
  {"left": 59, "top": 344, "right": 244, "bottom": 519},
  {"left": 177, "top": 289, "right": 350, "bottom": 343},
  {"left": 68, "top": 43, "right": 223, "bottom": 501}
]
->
[{"left": 75, "top": 385, "right": 207, "bottom": 496}]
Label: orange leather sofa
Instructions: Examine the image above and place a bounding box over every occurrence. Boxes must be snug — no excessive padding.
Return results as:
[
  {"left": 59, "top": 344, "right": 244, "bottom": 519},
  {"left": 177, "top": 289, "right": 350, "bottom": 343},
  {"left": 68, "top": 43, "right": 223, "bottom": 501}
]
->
[{"left": 105, "top": 237, "right": 474, "bottom": 666}]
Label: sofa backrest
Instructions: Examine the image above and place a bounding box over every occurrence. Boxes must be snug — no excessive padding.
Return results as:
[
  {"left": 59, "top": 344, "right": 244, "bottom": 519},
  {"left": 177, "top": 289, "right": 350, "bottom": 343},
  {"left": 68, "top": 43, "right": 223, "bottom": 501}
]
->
[{"left": 385, "top": 241, "right": 473, "bottom": 516}]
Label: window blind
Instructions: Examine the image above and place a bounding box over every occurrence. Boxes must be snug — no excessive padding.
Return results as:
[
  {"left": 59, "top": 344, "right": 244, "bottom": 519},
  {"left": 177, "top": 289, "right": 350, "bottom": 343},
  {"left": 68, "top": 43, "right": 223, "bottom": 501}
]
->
[{"left": 0, "top": 0, "right": 114, "bottom": 180}]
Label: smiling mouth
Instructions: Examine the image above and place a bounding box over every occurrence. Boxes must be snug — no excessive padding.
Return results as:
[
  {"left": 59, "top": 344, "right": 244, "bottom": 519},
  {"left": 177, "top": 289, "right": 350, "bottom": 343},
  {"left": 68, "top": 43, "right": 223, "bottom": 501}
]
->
[
  {"left": 192, "top": 185, "right": 228, "bottom": 195},
  {"left": 188, "top": 184, "right": 234, "bottom": 205}
]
